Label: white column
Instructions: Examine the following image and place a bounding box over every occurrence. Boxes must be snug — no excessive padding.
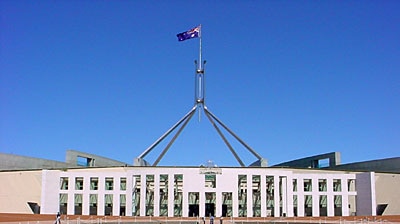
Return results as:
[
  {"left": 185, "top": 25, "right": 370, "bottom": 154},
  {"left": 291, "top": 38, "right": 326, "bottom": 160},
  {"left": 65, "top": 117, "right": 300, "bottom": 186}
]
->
[
  {"left": 281, "top": 176, "right": 288, "bottom": 217},
  {"left": 113, "top": 191, "right": 119, "bottom": 216},
  {"left": 273, "top": 175, "right": 280, "bottom": 217},
  {"left": 312, "top": 178, "right": 319, "bottom": 217},
  {"left": 247, "top": 175, "right": 252, "bottom": 217},
  {"left": 260, "top": 175, "right": 266, "bottom": 217},
  {"left": 286, "top": 176, "right": 293, "bottom": 217},
  {"left": 140, "top": 175, "right": 146, "bottom": 216},
  {"left": 297, "top": 178, "right": 304, "bottom": 217},
  {"left": 154, "top": 175, "right": 160, "bottom": 216},
  {"left": 126, "top": 175, "right": 133, "bottom": 216},
  {"left": 232, "top": 175, "right": 238, "bottom": 217},
  {"left": 216, "top": 190, "right": 222, "bottom": 217},
  {"left": 168, "top": 174, "right": 174, "bottom": 217}
]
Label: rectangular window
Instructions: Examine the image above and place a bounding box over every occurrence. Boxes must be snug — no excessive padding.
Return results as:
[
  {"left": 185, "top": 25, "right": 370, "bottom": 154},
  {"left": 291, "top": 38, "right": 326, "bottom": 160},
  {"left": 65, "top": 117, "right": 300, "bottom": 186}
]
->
[
  {"left": 90, "top": 177, "right": 98, "bottom": 190},
  {"left": 174, "top": 174, "right": 183, "bottom": 217},
  {"left": 333, "top": 179, "right": 341, "bottom": 192},
  {"left": 89, "top": 194, "right": 97, "bottom": 215},
  {"left": 75, "top": 177, "right": 83, "bottom": 190},
  {"left": 59, "top": 194, "right": 68, "bottom": 214},
  {"left": 120, "top": 194, "right": 126, "bottom": 216},
  {"left": 304, "top": 195, "right": 312, "bottom": 216},
  {"left": 132, "top": 175, "right": 141, "bottom": 216},
  {"left": 266, "top": 175, "right": 274, "bottom": 217},
  {"left": 159, "top": 175, "right": 168, "bottom": 217},
  {"left": 334, "top": 195, "right": 342, "bottom": 216},
  {"left": 222, "top": 192, "right": 232, "bottom": 217},
  {"left": 252, "top": 175, "right": 261, "bottom": 217},
  {"left": 105, "top": 177, "right": 114, "bottom": 190},
  {"left": 319, "top": 195, "right": 327, "bottom": 216},
  {"left": 318, "top": 179, "right": 327, "bottom": 192},
  {"left": 304, "top": 179, "right": 312, "bottom": 192},
  {"left": 74, "top": 194, "right": 83, "bottom": 215},
  {"left": 105, "top": 194, "right": 113, "bottom": 216},
  {"left": 293, "top": 195, "right": 298, "bottom": 217},
  {"left": 120, "top": 177, "right": 127, "bottom": 190},
  {"left": 205, "top": 174, "right": 216, "bottom": 188},
  {"left": 292, "top": 179, "right": 297, "bottom": 192},
  {"left": 146, "top": 175, "right": 154, "bottom": 216},
  {"left": 348, "top": 179, "right": 356, "bottom": 192},
  {"left": 238, "top": 175, "right": 247, "bottom": 217},
  {"left": 60, "top": 177, "right": 68, "bottom": 190}
]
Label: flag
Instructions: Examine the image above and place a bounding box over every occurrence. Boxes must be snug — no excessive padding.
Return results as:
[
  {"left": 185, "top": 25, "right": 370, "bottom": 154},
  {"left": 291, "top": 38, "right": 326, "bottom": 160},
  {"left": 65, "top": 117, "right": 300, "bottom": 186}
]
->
[{"left": 176, "top": 25, "right": 200, "bottom": 41}]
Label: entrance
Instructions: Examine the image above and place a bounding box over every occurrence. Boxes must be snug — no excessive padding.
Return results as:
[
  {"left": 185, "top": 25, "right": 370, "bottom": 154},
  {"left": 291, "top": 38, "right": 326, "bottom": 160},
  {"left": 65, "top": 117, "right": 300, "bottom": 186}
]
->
[
  {"left": 221, "top": 204, "right": 227, "bottom": 217},
  {"left": 205, "top": 203, "right": 215, "bottom": 217},
  {"left": 189, "top": 204, "right": 199, "bottom": 217}
]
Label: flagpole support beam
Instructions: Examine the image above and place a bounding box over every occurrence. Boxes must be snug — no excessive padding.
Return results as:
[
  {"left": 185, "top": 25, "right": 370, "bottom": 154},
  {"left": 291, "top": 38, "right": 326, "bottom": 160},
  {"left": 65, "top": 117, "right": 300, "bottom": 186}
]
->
[{"left": 135, "top": 25, "right": 267, "bottom": 167}]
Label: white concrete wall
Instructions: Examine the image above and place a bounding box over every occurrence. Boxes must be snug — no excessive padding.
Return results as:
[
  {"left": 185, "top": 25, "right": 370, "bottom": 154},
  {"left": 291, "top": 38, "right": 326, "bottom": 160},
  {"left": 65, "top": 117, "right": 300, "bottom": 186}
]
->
[{"left": 35, "top": 167, "right": 379, "bottom": 218}]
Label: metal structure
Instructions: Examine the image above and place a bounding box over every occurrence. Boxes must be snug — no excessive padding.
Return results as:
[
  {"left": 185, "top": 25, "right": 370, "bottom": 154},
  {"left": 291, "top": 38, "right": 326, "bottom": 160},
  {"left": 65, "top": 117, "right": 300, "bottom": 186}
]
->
[{"left": 136, "top": 26, "right": 264, "bottom": 167}]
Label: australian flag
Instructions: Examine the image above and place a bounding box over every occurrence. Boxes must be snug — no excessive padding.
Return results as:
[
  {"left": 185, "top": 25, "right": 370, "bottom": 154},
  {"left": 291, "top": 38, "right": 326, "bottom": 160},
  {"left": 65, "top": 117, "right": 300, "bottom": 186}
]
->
[{"left": 176, "top": 25, "right": 200, "bottom": 41}]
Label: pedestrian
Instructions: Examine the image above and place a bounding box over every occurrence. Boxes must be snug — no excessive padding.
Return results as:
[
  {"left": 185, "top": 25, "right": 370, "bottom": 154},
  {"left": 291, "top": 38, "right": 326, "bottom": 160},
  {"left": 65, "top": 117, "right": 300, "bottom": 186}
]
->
[
  {"left": 210, "top": 216, "right": 214, "bottom": 224},
  {"left": 220, "top": 217, "right": 223, "bottom": 224},
  {"left": 55, "top": 212, "right": 61, "bottom": 224}
]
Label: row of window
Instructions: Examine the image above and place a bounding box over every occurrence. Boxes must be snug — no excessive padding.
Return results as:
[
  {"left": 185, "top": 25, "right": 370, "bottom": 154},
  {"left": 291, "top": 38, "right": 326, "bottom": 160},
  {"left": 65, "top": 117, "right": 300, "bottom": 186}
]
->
[
  {"left": 60, "top": 177, "right": 126, "bottom": 191},
  {"left": 60, "top": 175, "right": 356, "bottom": 193},
  {"left": 293, "top": 178, "right": 356, "bottom": 192}
]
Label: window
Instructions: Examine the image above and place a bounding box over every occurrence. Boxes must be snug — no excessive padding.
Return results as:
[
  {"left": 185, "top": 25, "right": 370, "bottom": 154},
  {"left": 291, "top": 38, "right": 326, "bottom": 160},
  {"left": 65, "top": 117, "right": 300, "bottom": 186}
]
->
[
  {"left": 89, "top": 194, "right": 97, "bottom": 215},
  {"left": 318, "top": 179, "right": 327, "bottom": 192},
  {"left": 105, "top": 177, "right": 113, "bottom": 190},
  {"left": 60, "top": 177, "right": 68, "bottom": 190},
  {"left": 74, "top": 194, "right": 83, "bottom": 215},
  {"left": 348, "top": 179, "right": 356, "bottom": 191},
  {"left": 120, "top": 177, "right": 127, "bottom": 190},
  {"left": 304, "top": 179, "right": 312, "bottom": 192},
  {"left": 205, "top": 174, "right": 216, "bottom": 188},
  {"left": 333, "top": 179, "right": 341, "bottom": 192},
  {"left": 293, "top": 179, "right": 297, "bottom": 192},
  {"left": 75, "top": 177, "right": 83, "bottom": 190},
  {"left": 90, "top": 177, "right": 98, "bottom": 190},
  {"left": 104, "top": 194, "right": 113, "bottom": 216}
]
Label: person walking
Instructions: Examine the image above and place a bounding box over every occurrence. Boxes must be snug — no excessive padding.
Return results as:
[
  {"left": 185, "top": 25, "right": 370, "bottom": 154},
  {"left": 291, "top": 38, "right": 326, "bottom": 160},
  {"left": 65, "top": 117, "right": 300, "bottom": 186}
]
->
[{"left": 55, "top": 212, "right": 61, "bottom": 224}]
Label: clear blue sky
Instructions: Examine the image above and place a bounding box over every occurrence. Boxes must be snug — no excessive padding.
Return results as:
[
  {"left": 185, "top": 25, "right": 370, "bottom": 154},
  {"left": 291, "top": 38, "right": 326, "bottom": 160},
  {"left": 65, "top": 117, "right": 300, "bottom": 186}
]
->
[{"left": 1, "top": 1, "right": 399, "bottom": 167}]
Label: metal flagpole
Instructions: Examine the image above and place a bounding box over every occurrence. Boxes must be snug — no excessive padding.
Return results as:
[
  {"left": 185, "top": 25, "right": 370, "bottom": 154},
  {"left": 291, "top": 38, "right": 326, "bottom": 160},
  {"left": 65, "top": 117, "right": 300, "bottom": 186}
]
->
[{"left": 198, "top": 24, "right": 202, "bottom": 72}]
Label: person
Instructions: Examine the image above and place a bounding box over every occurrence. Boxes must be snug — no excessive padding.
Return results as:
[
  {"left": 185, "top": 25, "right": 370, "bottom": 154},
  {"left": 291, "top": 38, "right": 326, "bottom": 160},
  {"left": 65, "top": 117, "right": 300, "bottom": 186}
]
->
[
  {"left": 55, "top": 212, "right": 61, "bottom": 224},
  {"left": 210, "top": 216, "right": 214, "bottom": 224},
  {"left": 220, "top": 217, "right": 223, "bottom": 224}
]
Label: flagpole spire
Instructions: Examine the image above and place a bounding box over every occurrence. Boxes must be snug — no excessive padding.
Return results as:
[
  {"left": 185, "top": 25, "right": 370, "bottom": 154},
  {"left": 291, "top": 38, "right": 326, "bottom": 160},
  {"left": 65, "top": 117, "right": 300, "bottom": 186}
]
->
[{"left": 198, "top": 24, "right": 203, "bottom": 72}]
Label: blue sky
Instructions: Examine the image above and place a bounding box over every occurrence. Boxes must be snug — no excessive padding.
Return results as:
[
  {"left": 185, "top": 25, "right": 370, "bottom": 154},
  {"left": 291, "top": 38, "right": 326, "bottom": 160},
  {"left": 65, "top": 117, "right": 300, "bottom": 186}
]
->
[{"left": 1, "top": 0, "right": 399, "bottom": 167}]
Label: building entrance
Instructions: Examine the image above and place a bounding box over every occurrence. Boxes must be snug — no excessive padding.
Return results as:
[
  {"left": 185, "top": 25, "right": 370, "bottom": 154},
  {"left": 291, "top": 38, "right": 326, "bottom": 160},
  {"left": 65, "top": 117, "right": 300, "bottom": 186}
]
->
[
  {"left": 189, "top": 204, "right": 199, "bottom": 217},
  {"left": 205, "top": 203, "right": 215, "bottom": 217}
]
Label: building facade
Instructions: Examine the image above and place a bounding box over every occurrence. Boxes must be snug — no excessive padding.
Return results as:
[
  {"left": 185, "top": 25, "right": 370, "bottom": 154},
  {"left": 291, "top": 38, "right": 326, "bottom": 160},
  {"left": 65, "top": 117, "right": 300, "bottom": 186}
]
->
[{"left": 38, "top": 166, "right": 379, "bottom": 218}]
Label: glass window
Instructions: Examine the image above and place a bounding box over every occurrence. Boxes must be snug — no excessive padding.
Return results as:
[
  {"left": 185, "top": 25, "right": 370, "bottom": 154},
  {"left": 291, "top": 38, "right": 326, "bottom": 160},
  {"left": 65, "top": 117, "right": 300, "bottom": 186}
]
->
[
  {"left": 105, "top": 177, "right": 113, "bottom": 190},
  {"left": 304, "top": 179, "right": 312, "bottom": 192},
  {"left": 293, "top": 179, "right": 297, "bottom": 192},
  {"left": 333, "top": 179, "right": 341, "bottom": 192},
  {"left": 120, "top": 177, "right": 127, "bottom": 190},
  {"left": 318, "top": 179, "right": 327, "bottom": 192},
  {"left": 75, "top": 177, "right": 83, "bottom": 190},
  {"left": 348, "top": 179, "right": 356, "bottom": 192},
  {"left": 205, "top": 174, "right": 216, "bottom": 188},
  {"left": 90, "top": 177, "right": 98, "bottom": 190},
  {"left": 60, "top": 177, "right": 68, "bottom": 190}
]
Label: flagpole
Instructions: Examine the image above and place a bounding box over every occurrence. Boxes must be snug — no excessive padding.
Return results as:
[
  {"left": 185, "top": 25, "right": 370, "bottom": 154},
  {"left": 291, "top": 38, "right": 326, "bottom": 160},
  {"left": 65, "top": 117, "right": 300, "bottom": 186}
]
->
[{"left": 198, "top": 24, "right": 202, "bottom": 72}]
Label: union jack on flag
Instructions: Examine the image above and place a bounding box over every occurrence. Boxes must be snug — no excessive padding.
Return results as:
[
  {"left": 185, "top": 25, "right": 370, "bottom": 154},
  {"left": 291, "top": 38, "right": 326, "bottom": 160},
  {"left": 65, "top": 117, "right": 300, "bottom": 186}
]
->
[{"left": 176, "top": 25, "right": 201, "bottom": 41}]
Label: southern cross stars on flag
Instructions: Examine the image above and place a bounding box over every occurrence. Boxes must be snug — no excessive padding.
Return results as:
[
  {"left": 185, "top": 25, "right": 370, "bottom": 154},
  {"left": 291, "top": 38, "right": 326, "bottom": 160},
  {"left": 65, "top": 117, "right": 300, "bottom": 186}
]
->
[{"left": 176, "top": 25, "right": 201, "bottom": 41}]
